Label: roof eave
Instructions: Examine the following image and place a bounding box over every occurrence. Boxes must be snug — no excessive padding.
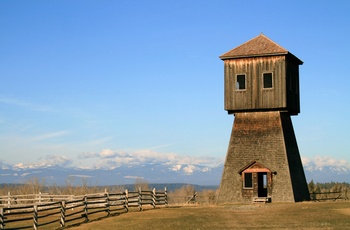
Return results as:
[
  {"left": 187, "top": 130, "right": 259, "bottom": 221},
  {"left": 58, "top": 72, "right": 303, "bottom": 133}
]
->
[
  {"left": 220, "top": 52, "right": 288, "bottom": 60},
  {"left": 220, "top": 52, "right": 303, "bottom": 65}
]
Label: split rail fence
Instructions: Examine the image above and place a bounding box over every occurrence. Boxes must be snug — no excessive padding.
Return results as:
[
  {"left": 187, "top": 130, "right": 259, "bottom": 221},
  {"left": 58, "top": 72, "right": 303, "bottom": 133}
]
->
[
  {"left": 310, "top": 191, "right": 344, "bottom": 202},
  {"left": 0, "top": 188, "right": 167, "bottom": 230}
]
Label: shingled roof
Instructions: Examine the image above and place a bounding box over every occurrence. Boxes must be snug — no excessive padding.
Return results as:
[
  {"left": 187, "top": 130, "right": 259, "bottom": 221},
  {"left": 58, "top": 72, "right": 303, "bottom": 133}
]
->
[{"left": 220, "top": 34, "right": 302, "bottom": 64}]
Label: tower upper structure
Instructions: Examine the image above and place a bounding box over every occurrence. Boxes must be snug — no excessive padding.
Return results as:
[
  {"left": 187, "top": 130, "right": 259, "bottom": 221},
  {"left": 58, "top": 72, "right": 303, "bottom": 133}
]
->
[{"left": 220, "top": 34, "right": 302, "bottom": 115}]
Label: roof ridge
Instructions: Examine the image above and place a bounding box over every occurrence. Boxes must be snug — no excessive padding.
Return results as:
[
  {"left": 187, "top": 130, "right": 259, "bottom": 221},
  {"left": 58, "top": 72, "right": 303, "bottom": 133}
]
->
[
  {"left": 220, "top": 34, "right": 289, "bottom": 60},
  {"left": 258, "top": 33, "right": 288, "bottom": 51}
]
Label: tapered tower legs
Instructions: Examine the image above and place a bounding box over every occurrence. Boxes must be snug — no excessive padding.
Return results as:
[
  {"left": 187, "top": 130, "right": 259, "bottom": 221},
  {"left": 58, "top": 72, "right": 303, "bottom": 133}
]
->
[{"left": 217, "top": 111, "right": 310, "bottom": 203}]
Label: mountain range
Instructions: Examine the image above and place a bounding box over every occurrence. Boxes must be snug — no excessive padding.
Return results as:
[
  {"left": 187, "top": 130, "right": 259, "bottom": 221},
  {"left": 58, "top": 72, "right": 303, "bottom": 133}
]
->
[{"left": 1, "top": 160, "right": 349, "bottom": 186}]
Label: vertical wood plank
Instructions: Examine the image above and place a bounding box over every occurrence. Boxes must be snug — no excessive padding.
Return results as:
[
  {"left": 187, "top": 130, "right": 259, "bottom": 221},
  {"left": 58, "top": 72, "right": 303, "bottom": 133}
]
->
[
  {"left": 84, "top": 196, "right": 89, "bottom": 222},
  {"left": 60, "top": 200, "right": 66, "bottom": 228},
  {"left": 0, "top": 207, "right": 4, "bottom": 229},
  {"left": 124, "top": 189, "right": 129, "bottom": 212},
  {"left": 33, "top": 205, "right": 38, "bottom": 230}
]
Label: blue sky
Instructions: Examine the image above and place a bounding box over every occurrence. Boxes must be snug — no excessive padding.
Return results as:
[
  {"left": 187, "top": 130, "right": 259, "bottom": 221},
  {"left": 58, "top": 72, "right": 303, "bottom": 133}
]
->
[{"left": 0, "top": 0, "right": 350, "bottom": 170}]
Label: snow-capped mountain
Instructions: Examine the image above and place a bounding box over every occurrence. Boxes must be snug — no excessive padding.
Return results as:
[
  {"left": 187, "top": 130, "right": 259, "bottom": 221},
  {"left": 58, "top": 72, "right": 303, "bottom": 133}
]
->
[
  {"left": 1, "top": 159, "right": 350, "bottom": 186},
  {"left": 304, "top": 165, "right": 350, "bottom": 183},
  {"left": 0, "top": 161, "right": 223, "bottom": 186}
]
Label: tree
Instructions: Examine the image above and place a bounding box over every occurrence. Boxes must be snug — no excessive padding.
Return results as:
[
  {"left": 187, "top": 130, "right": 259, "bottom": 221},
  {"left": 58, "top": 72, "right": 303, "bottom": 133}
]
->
[{"left": 134, "top": 178, "right": 149, "bottom": 191}]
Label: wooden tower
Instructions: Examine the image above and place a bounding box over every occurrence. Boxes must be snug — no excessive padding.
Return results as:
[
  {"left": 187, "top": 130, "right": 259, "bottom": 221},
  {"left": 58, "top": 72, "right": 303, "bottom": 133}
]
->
[{"left": 217, "top": 34, "right": 310, "bottom": 203}]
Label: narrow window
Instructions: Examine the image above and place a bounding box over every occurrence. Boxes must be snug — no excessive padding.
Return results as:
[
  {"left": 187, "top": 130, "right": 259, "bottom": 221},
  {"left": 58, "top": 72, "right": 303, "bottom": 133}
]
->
[
  {"left": 263, "top": 73, "right": 273, "bottom": 89},
  {"left": 236, "top": 74, "right": 246, "bottom": 90},
  {"left": 263, "top": 173, "right": 267, "bottom": 189},
  {"left": 244, "top": 173, "right": 253, "bottom": 188}
]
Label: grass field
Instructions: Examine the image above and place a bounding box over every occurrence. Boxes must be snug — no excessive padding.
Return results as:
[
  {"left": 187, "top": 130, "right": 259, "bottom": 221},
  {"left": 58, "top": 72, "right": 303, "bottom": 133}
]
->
[{"left": 69, "top": 202, "right": 350, "bottom": 230}]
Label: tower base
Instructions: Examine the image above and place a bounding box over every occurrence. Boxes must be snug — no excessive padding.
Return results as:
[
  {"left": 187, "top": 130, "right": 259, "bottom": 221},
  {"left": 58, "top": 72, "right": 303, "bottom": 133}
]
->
[{"left": 217, "top": 111, "right": 310, "bottom": 203}]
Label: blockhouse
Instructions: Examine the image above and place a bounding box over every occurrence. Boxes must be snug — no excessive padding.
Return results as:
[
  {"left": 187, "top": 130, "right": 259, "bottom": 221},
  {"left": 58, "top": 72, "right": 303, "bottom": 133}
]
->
[
  {"left": 221, "top": 34, "right": 302, "bottom": 115},
  {"left": 217, "top": 34, "right": 310, "bottom": 203}
]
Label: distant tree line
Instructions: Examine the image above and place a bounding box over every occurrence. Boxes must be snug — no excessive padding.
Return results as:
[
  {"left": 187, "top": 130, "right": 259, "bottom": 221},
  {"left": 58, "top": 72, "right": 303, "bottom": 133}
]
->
[
  {"left": 0, "top": 177, "right": 218, "bottom": 205},
  {"left": 2, "top": 177, "right": 349, "bottom": 203}
]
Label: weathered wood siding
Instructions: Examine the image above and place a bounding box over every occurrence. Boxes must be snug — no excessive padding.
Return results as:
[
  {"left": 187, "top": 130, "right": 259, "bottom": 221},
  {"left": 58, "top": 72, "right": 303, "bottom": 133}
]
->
[
  {"left": 217, "top": 111, "right": 310, "bottom": 203},
  {"left": 224, "top": 55, "right": 299, "bottom": 114}
]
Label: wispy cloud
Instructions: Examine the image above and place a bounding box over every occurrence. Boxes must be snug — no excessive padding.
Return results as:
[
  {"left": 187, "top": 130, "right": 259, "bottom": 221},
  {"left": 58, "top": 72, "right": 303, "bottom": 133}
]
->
[
  {"left": 68, "top": 175, "right": 92, "bottom": 178},
  {"left": 87, "top": 136, "right": 114, "bottom": 146},
  {"left": 0, "top": 97, "right": 53, "bottom": 112},
  {"left": 99, "top": 149, "right": 124, "bottom": 158},
  {"left": 78, "top": 148, "right": 224, "bottom": 169},
  {"left": 302, "top": 156, "right": 350, "bottom": 170},
  {"left": 124, "top": 175, "right": 144, "bottom": 180},
  {"left": 41, "top": 155, "right": 73, "bottom": 167},
  {"left": 79, "top": 149, "right": 128, "bottom": 159},
  {"left": 20, "top": 171, "right": 42, "bottom": 177},
  {"left": 31, "top": 130, "right": 71, "bottom": 142}
]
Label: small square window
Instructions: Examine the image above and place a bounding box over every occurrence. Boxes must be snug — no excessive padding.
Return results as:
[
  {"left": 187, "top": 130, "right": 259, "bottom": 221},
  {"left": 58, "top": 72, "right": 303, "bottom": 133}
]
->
[
  {"left": 236, "top": 74, "right": 246, "bottom": 90},
  {"left": 263, "top": 73, "right": 273, "bottom": 89},
  {"left": 244, "top": 173, "right": 253, "bottom": 188}
]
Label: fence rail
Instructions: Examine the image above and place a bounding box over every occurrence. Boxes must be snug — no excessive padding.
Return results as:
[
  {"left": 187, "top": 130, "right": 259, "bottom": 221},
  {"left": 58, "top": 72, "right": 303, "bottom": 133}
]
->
[
  {"left": 310, "top": 191, "right": 344, "bottom": 202},
  {"left": 0, "top": 188, "right": 167, "bottom": 230}
]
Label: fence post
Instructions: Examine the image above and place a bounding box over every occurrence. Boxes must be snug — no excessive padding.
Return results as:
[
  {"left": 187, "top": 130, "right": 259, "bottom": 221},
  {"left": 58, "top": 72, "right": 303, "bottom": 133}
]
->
[
  {"left": 38, "top": 192, "right": 42, "bottom": 204},
  {"left": 124, "top": 189, "right": 129, "bottom": 212},
  {"left": 165, "top": 187, "right": 168, "bottom": 207},
  {"left": 344, "top": 187, "right": 348, "bottom": 200},
  {"left": 7, "top": 192, "right": 10, "bottom": 213},
  {"left": 138, "top": 187, "right": 142, "bottom": 211},
  {"left": 84, "top": 196, "right": 89, "bottom": 222},
  {"left": 105, "top": 191, "right": 110, "bottom": 216},
  {"left": 60, "top": 201, "right": 66, "bottom": 228},
  {"left": 0, "top": 207, "right": 4, "bottom": 229},
  {"left": 33, "top": 205, "right": 38, "bottom": 230},
  {"left": 152, "top": 188, "right": 156, "bottom": 209}
]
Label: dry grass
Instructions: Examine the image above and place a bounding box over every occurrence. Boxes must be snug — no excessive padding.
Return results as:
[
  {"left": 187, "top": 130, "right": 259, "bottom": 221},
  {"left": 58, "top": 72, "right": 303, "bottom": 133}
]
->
[{"left": 69, "top": 201, "right": 350, "bottom": 230}]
